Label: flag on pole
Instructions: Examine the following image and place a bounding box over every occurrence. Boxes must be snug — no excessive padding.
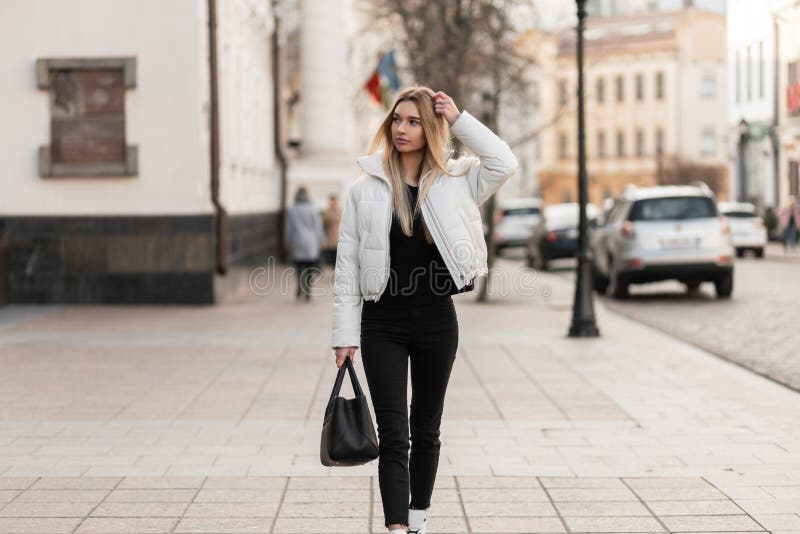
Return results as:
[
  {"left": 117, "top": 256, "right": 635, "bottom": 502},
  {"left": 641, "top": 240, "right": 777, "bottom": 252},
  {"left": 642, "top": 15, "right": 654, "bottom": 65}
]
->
[{"left": 364, "top": 50, "right": 400, "bottom": 107}]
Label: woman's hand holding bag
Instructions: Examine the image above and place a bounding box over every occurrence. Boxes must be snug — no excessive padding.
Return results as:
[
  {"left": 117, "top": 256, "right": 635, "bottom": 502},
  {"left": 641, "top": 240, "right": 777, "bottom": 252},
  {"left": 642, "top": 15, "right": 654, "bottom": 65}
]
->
[{"left": 320, "top": 356, "right": 379, "bottom": 466}]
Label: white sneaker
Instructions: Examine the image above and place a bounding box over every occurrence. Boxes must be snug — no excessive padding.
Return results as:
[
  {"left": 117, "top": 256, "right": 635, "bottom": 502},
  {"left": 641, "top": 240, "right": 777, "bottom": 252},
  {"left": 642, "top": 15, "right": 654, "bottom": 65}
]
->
[{"left": 408, "top": 508, "right": 427, "bottom": 534}]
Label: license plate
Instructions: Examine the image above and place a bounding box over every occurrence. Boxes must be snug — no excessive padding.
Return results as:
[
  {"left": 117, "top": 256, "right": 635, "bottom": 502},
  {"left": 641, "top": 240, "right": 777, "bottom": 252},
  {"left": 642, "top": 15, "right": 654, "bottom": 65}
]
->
[{"left": 659, "top": 237, "right": 700, "bottom": 249}]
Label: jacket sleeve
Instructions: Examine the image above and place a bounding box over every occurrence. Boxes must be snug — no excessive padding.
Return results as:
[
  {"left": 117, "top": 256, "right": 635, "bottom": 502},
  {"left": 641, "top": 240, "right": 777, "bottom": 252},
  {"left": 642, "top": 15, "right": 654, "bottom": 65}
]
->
[
  {"left": 450, "top": 110, "right": 519, "bottom": 206},
  {"left": 331, "top": 185, "right": 363, "bottom": 349}
]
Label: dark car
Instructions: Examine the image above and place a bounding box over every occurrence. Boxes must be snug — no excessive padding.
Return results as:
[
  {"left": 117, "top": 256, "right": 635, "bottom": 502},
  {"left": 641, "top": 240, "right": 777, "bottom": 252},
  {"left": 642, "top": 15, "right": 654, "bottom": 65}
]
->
[{"left": 526, "top": 202, "right": 600, "bottom": 270}]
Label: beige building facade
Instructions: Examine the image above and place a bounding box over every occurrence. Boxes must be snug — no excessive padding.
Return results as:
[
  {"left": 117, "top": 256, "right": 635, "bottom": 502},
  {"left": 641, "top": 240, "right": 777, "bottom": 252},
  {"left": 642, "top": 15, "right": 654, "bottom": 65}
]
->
[{"left": 521, "top": 9, "right": 729, "bottom": 207}]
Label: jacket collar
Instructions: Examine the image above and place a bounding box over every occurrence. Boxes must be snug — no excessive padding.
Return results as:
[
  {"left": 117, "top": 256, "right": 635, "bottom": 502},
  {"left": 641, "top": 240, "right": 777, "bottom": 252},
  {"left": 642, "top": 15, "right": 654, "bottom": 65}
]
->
[{"left": 357, "top": 148, "right": 455, "bottom": 188}]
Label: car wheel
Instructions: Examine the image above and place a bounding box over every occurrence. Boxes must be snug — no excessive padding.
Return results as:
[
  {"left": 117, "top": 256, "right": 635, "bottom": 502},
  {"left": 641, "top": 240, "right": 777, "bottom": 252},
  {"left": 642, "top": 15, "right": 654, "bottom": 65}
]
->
[
  {"left": 525, "top": 253, "right": 534, "bottom": 269},
  {"left": 755, "top": 247, "right": 765, "bottom": 258},
  {"left": 607, "top": 257, "right": 629, "bottom": 299},
  {"left": 714, "top": 272, "right": 733, "bottom": 299},
  {"left": 735, "top": 248, "right": 745, "bottom": 258}
]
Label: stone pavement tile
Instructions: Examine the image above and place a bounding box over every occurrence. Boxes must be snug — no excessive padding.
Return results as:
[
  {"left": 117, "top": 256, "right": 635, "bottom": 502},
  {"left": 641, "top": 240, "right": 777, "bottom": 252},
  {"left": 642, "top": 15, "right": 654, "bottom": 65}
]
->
[
  {"left": 624, "top": 476, "right": 716, "bottom": 489},
  {"left": 711, "top": 486, "right": 773, "bottom": 500},
  {"left": 30, "top": 476, "right": 120, "bottom": 489},
  {"left": 541, "top": 477, "right": 627, "bottom": 489},
  {"left": 0, "top": 478, "right": 36, "bottom": 490},
  {"left": 456, "top": 476, "right": 541, "bottom": 488},
  {"left": 193, "top": 488, "right": 283, "bottom": 503},
  {"left": 105, "top": 488, "right": 197, "bottom": 502},
  {"left": 0, "top": 491, "right": 19, "bottom": 504},
  {"left": 463, "top": 500, "right": 557, "bottom": 517},
  {"left": 459, "top": 488, "right": 549, "bottom": 502},
  {"left": 564, "top": 515, "right": 666, "bottom": 532},
  {"left": 273, "top": 517, "right": 365, "bottom": 533},
  {"left": 547, "top": 487, "right": 639, "bottom": 501},
  {"left": 184, "top": 502, "right": 278, "bottom": 517},
  {"left": 468, "top": 516, "right": 566, "bottom": 533},
  {"left": 280, "top": 502, "right": 364, "bottom": 518},
  {"left": 15, "top": 489, "right": 109, "bottom": 502},
  {"left": 90, "top": 501, "right": 188, "bottom": 517},
  {"left": 736, "top": 499, "right": 800, "bottom": 514},
  {"left": 0, "top": 501, "right": 96, "bottom": 517},
  {"left": 75, "top": 517, "right": 179, "bottom": 533},
  {"left": 287, "top": 476, "right": 367, "bottom": 489},
  {"left": 763, "top": 486, "right": 800, "bottom": 499},
  {"left": 167, "top": 465, "right": 250, "bottom": 477},
  {"left": 283, "top": 488, "right": 370, "bottom": 503},
  {"left": 175, "top": 517, "right": 274, "bottom": 533},
  {"left": 0, "top": 517, "right": 81, "bottom": 533},
  {"left": 648, "top": 499, "right": 744, "bottom": 515},
  {"left": 84, "top": 466, "right": 169, "bottom": 477},
  {"left": 749, "top": 514, "right": 800, "bottom": 531},
  {"left": 554, "top": 500, "right": 651, "bottom": 516},
  {"left": 635, "top": 486, "right": 728, "bottom": 501},
  {"left": 203, "top": 476, "right": 286, "bottom": 489},
  {"left": 116, "top": 476, "right": 204, "bottom": 489},
  {"left": 660, "top": 514, "right": 766, "bottom": 532}
]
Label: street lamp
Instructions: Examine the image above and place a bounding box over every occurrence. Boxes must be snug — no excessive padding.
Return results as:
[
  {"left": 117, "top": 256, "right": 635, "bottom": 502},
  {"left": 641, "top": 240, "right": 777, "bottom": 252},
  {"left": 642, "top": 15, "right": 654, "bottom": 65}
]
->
[{"left": 568, "top": 0, "right": 600, "bottom": 338}]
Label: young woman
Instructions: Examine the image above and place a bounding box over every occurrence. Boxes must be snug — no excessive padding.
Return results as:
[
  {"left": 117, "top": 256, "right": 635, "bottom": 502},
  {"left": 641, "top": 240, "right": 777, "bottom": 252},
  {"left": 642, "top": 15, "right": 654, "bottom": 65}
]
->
[{"left": 331, "top": 86, "right": 517, "bottom": 534}]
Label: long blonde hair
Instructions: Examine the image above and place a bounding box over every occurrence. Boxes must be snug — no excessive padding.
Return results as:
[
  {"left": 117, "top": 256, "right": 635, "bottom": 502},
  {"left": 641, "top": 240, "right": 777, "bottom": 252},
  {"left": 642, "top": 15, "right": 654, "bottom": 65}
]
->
[{"left": 368, "top": 86, "right": 454, "bottom": 241}]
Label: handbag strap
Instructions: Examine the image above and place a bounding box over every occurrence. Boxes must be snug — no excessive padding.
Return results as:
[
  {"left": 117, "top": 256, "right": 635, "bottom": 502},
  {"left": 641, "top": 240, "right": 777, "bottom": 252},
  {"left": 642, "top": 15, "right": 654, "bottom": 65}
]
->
[{"left": 327, "top": 357, "right": 365, "bottom": 404}]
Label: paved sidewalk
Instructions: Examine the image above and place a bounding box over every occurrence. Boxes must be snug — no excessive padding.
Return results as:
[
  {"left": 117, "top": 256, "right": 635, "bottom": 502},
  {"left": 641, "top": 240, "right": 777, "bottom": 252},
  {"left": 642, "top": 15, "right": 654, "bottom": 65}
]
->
[{"left": 0, "top": 265, "right": 799, "bottom": 533}]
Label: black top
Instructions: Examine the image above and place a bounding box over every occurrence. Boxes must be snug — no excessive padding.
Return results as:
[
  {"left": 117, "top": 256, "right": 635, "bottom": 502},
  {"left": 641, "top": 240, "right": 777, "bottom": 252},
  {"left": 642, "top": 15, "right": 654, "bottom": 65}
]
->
[{"left": 367, "top": 183, "right": 474, "bottom": 309}]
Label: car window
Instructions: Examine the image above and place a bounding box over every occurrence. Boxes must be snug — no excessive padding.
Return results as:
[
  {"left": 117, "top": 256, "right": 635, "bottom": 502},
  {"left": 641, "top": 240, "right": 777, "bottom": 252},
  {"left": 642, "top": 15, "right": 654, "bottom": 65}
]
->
[
  {"left": 628, "top": 196, "right": 717, "bottom": 221},
  {"left": 721, "top": 210, "right": 756, "bottom": 218},
  {"left": 503, "top": 207, "right": 541, "bottom": 217}
]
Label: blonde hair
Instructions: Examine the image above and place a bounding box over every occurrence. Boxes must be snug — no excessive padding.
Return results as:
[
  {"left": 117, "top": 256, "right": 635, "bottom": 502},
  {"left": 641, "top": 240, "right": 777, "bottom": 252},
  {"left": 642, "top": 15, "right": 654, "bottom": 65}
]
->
[{"left": 368, "top": 85, "right": 454, "bottom": 241}]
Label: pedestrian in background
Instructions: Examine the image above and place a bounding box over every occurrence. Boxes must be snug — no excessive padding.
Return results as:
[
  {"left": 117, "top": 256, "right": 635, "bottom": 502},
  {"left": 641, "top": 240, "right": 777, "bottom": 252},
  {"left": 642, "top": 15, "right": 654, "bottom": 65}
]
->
[
  {"left": 284, "top": 186, "right": 325, "bottom": 300},
  {"left": 331, "top": 86, "right": 517, "bottom": 534},
  {"left": 321, "top": 193, "right": 342, "bottom": 266},
  {"left": 780, "top": 195, "right": 800, "bottom": 253}
]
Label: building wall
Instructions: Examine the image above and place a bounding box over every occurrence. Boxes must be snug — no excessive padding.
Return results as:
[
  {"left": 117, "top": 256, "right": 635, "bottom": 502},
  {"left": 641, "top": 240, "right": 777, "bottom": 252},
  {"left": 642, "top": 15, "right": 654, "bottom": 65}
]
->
[
  {"left": 776, "top": 1, "right": 800, "bottom": 205},
  {"left": 530, "top": 10, "right": 729, "bottom": 208},
  {"left": 0, "top": 0, "right": 211, "bottom": 216}
]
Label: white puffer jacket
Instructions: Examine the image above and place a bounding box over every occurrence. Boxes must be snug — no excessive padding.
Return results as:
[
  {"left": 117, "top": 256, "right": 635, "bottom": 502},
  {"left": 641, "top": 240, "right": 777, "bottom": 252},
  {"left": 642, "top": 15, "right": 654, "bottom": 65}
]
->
[{"left": 331, "top": 110, "right": 518, "bottom": 349}]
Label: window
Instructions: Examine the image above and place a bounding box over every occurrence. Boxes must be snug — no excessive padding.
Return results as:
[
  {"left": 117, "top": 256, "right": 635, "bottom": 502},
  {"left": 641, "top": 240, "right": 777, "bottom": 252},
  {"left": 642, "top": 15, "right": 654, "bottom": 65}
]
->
[
  {"left": 559, "top": 133, "right": 568, "bottom": 160},
  {"left": 596, "top": 77, "right": 605, "bottom": 103},
  {"left": 735, "top": 50, "right": 741, "bottom": 103},
  {"left": 629, "top": 197, "right": 717, "bottom": 221},
  {"left": 559, "top": 79, "right": 568, "bottom": 106},
  {"left": 700, "top": 74, "right": 716, "bottom": 98},
  {"left": 747, "top": 44, "right": 752, "bottom": 101},
  {"left": 616, "top": 75, "right": 624, "bottom": 102},
  {"left": 636, "top": 129, "right": 645, "bottom": 157},
  {"left": 656, "top": 128, "right": 664, "bottom": 155},
  {"left": 36, "top": 57, "right": 138, "bottom": 177},
  {"left": 616, "top": 130, "right": 625, "bottom": 157},
  {"left": 635, "top": 73, "right": 644, "bottom": 100},
  {"left": 655, "top": 71, "right": 664, "bottom": 100},
  {"left": 597, "top": 131, "right": 606, "bottom": 158},
  {"left": 700, "top": 127, "right": 716, "bottom": 156}
]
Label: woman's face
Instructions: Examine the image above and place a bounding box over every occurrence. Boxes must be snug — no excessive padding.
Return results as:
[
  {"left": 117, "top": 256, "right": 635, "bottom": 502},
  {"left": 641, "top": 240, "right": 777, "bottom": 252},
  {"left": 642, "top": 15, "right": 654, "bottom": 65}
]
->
[{"left": 391, "top": 100, "right": 427, "bottom": 153}]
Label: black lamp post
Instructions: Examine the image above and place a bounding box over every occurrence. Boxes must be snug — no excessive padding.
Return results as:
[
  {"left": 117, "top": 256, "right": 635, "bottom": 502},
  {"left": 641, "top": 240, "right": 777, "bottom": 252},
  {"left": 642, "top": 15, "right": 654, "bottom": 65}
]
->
[{"left": 568, "top": 0, "right": 600, "bottom": 338}]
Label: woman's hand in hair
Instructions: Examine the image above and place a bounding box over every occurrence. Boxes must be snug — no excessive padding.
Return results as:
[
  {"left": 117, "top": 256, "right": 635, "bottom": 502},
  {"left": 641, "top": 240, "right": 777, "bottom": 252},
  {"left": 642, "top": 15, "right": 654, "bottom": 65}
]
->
[
  {"left": 334, "top": 346, "right": 358, "bottom": 368},
  {"left": 433, "top": 91, "right": 461, "bottom": 125}
]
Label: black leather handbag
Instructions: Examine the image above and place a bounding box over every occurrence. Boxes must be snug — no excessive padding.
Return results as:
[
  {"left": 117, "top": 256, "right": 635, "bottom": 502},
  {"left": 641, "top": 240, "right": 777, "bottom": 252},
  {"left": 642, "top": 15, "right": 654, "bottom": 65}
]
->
[{"left": 320, "top": 357, "right": 379, "bottom": 466}]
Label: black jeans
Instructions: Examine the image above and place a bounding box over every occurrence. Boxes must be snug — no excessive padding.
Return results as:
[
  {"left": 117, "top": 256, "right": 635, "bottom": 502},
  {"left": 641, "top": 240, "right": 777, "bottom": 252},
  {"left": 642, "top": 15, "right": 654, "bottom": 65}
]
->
[
  {"left": 360, "top": 296, "right": 459, "bottom": 528},
  {"left": 293, "top": 260, "right": 320, "bottom": 298}
]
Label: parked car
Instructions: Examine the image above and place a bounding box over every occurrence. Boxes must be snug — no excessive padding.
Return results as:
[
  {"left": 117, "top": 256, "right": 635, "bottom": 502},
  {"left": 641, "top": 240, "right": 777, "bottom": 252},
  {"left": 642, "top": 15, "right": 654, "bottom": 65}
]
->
[
  {"left": 493, "top": 197, "right": 543, "bottom": 254},
  {"left": 717, "top": 202, "right": 766, "bottom": 258},
  {"left": 526, "top": 202, "right": 600, "bottom": 270},
  {"left": 591, "top": 183, "right": 735, "bottom": 299}
]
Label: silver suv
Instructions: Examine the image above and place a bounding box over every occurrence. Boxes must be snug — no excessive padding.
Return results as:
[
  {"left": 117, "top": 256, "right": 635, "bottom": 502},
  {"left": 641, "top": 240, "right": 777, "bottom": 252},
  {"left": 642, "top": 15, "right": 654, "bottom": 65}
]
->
[{"left": 591, "top": 183, "right": 735, "bottom": 299}]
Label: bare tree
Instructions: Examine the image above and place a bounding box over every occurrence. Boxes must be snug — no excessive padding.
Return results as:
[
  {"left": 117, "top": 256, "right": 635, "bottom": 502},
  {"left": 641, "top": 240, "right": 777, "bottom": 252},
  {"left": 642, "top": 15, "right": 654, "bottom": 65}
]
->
[{"left": 357, "top": 0, "right": 537, "bottom": 302}]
